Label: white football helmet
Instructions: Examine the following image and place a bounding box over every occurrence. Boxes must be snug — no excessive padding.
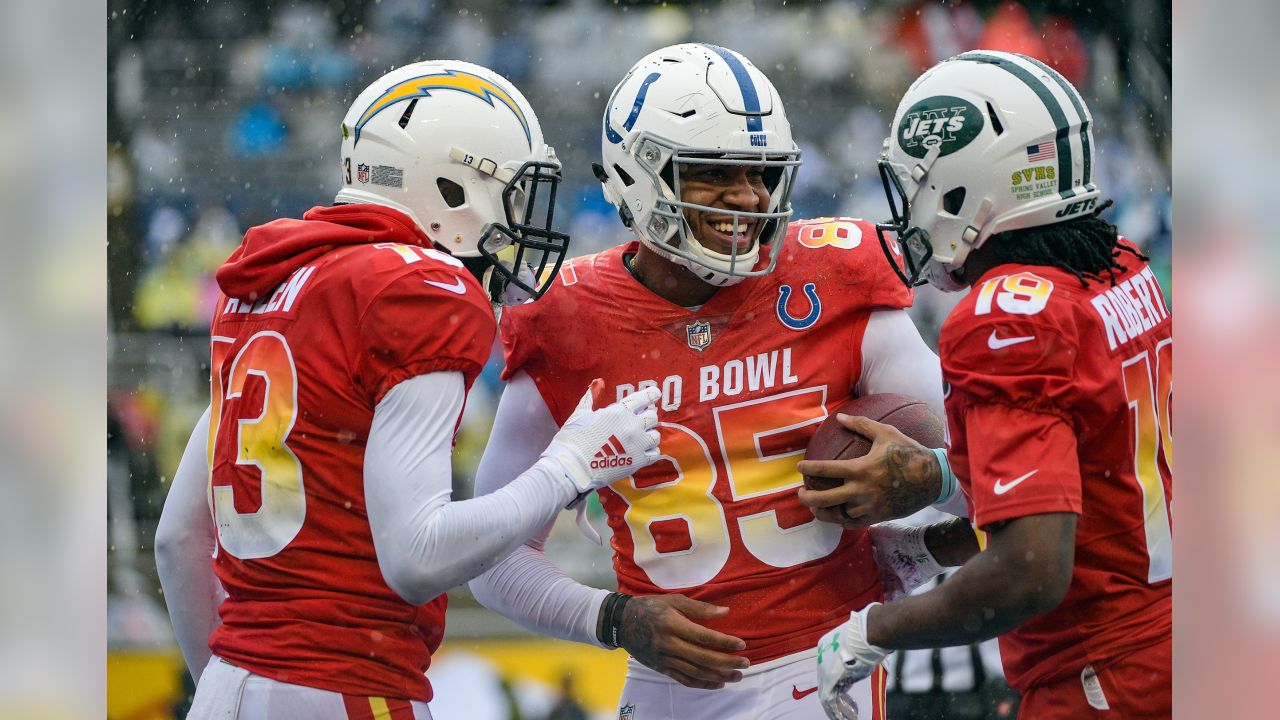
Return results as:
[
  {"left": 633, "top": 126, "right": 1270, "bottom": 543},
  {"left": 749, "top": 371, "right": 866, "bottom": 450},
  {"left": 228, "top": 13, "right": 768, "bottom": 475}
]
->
[
  {"left": 595, "top": 44, "right": 801, "bottom": 287},
  {"left": 336, "top": 60, "right": 568, "bottom": 301},
  {"left": 877, "top": 50, "right": 1100, "bottom": 291}
]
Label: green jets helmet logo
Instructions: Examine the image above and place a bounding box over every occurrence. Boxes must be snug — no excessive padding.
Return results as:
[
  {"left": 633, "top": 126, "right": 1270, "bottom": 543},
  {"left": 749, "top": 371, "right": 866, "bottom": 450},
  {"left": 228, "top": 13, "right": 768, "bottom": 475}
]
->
[{"left": 897, "top": 95, "right": 984, "bottom": 159}]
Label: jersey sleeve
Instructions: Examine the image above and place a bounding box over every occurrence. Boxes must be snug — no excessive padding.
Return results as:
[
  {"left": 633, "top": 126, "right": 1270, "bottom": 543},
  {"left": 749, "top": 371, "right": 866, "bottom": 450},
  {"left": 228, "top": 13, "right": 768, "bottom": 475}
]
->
[
  {"left": 356, "top": 268, "right": 495, "bottom": 406},
  {"left": 940, "top": 293, "right": 1079, "bottom": 420},
  {"left": 498, "top": 262, "right": 584, "bottom": 423},
  {"left": 956, "top": 402, "right": 1082, "bottom": 528},
  {"left": 499, "top": 304, "right": 539, "bottom": 382}
]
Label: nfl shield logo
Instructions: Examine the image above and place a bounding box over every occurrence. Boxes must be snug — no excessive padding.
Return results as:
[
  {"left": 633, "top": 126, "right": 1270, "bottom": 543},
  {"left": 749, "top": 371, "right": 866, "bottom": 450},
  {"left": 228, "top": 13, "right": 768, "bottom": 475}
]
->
[
  {"left": 619, "top": 704, "right": 636, "bottom": 720},
  {"left": 686, "top": 321, "right": 712, "bottom": 351},
  {"left": 357, "top": 163, "right": 370, "bottom": 183}
]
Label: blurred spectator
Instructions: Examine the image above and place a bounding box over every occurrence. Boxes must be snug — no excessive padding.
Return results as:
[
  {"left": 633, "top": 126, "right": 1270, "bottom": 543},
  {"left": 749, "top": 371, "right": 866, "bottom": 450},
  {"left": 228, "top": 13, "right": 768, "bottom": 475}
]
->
[
  {"left": 895, "top": 1, "right": 983, "bottom": 72},
  {"left": 263, "top": 2, "right": 356, "bottom": 90},
  {"left": 364, "top": 0, "right": 441, "bottom": 63},
  {"left": 128, "top": 123, "right": 187, "bottom": 196},
  {"left": 545, "top": 672, "right": 588, "bottom": 720},
  {"left": 229, "top": 97, "right": 287, "bottom": 157},
  {"left": 107, "top": 406, "right": 172, "bottom": 650},
  {"left": 1041, "top": 14, "right": 1089, "bottom": 87},
  {"left": 977, "top": 1, "right": 1049, "bottom": 63},
  {"left": 133, "top": 205, "right": 238, "bottom": 331}
]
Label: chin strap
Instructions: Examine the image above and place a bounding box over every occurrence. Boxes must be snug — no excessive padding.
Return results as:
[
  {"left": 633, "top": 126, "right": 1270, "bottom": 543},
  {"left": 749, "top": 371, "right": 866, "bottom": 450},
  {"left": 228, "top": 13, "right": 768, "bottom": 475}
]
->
[{"left": 450, "top": 146, "right": 516, "bottom": 183}]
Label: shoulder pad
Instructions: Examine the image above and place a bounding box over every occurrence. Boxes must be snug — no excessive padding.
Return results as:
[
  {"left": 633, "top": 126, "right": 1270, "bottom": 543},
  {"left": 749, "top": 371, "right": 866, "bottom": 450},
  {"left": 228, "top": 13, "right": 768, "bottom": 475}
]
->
[
  {"left": 779, "top": 217, "right": 913, "bottom": 309},
  {"left": 942, "top": 269, "right": 1077, "bottom": 382}
]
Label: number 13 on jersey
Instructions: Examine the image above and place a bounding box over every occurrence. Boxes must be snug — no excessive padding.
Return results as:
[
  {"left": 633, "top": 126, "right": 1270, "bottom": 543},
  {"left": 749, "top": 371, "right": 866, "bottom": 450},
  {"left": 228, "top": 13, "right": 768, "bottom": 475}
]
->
[{"left": 208, "top": 332, "right": 307, "bottom": 559}]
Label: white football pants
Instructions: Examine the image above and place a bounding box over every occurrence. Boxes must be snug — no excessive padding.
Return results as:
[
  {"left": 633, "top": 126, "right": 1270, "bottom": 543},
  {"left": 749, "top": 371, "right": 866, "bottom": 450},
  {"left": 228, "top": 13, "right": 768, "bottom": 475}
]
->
[
  {"left": 616, "top": 649, "right": 885, "bottom": 720},
  {"left": 187, "top": 656, "right": 433, "bottom": 720}
]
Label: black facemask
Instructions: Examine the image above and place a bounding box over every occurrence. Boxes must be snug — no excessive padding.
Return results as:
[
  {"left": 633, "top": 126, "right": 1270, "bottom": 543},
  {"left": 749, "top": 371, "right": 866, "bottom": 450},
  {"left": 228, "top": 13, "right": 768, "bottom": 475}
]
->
[{"left": 475, "top": 159, "right": 571, "bottom": 304}]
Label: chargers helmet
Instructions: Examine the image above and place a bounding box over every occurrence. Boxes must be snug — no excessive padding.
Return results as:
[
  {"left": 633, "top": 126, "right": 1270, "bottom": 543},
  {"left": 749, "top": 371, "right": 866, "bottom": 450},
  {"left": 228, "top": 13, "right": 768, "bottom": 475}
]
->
[
  {"left": 595, "top": 44, "right": 801, "bottom": 287},
  {"left": 336, "top": 60, "right": 568, "bottom": 302},
  {"left": 877, "top": 50, "right": 1100, "bottom": 290}
]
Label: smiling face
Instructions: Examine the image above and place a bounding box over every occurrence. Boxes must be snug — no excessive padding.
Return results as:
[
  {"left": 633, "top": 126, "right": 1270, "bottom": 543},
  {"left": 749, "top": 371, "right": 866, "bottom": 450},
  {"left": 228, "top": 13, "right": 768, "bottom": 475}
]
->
[{"left": 676, "top": 162, "right": 771, "bottom": 255}]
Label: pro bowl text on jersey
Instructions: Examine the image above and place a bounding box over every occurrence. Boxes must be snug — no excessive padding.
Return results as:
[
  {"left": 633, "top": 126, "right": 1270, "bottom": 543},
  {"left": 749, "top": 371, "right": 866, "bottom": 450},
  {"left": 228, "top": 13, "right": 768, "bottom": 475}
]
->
[{"left": 613, "top": 346, "right": 801, "bottom": 410}]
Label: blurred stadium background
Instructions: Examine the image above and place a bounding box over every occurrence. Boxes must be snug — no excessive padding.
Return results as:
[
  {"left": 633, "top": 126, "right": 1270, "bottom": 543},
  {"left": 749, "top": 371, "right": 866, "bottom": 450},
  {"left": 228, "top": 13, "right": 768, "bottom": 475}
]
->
[{"left": 105, "top": 1, "right": 1170, "bottom": 718}]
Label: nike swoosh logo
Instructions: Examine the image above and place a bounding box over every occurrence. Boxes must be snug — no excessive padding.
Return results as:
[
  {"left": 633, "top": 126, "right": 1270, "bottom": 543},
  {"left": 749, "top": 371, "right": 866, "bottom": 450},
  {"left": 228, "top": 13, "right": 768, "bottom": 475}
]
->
[
  {"left": 423, "top": 277, "right": 468, "bottom": 295},
  {"left": 988, "top": 330, "right": 1036, "bottom": 350},
  {"left": 993, "top": 469, "right": 1038, "bottom": 495},
  {"left": 792, "top": 685, "right": 818, "bottom": 700}
]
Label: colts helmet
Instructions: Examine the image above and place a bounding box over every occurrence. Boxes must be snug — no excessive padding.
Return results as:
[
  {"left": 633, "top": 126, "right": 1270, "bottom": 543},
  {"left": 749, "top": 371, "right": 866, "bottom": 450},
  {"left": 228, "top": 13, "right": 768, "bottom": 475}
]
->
[
  {"left": 877, "top": 50, "right": 1100, "bottom": 291},
  {"left": 595, "top": 44, "right": 801, "bottom": 287},
  {"left": 336, "top": 60, "right": 568, "bottom": 302}
]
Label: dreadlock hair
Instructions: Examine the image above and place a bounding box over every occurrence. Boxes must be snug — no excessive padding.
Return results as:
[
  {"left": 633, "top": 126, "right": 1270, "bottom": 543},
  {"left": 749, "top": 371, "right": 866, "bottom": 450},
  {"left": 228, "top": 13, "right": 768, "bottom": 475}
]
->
[{"left": 982, "top": 200, "right": 1148, "bottom": 288}]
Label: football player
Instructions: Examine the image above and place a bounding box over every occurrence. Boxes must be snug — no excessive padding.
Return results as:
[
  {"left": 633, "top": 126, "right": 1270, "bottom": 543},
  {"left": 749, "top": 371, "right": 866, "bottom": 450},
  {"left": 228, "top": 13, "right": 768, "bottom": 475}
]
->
[
  {"left": 811, "top": 51, "right": 1172, "bottom": 719},
  {"left": 468, "top": 44, "right": 961, "bottom": 719},
  {"left": 154, "top": 60, "right": 663, "bottom": 720}
]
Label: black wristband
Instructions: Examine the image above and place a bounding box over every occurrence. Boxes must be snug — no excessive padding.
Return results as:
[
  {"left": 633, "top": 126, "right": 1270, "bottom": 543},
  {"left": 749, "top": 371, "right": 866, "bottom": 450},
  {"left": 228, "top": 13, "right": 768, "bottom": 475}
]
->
[
  {"left": 609, "top": 593, "right": 632, "bottom": 649},
  {"left": 598, "top": 592, "right": 619, "bottom": 648},
  {"left": 599, "top": 592, "right": 632, "bottom": 649}
]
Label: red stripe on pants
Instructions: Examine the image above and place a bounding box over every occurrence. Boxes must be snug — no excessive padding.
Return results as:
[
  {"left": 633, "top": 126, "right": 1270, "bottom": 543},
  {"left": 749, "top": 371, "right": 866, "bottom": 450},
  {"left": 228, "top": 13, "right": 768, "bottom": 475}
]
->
[
  {"left": 386, "top": 698, "right": 416, "bottom": 720},
  {"left": 872, "top": 664, "right": 887, "bottom": 720},
  {"left": 342, "top": 695, "right": 375, "bottom": 720}
]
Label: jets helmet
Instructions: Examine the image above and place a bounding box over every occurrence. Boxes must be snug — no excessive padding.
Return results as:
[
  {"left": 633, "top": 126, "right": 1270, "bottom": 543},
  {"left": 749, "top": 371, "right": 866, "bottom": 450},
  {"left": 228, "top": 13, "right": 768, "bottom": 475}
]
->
[
  {"left": 336, "top": 60, "right": 568, "bottom": 302},
  {"left": 595, "top": 44, "right": 801, "bottom": 287},
  {"left": 877, "top": 50, "right": 1100, "bottom": 291}
]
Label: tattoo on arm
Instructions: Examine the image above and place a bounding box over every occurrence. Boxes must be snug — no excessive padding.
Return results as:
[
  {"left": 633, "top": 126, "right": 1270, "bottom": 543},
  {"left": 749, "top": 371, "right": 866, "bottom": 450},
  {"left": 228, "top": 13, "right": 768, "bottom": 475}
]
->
[
  {"left": 883, "top": 443, "right": 942, "bottom": 518},
  {"left": 619, "top": 598, "right": 664, "bottom": 668}
]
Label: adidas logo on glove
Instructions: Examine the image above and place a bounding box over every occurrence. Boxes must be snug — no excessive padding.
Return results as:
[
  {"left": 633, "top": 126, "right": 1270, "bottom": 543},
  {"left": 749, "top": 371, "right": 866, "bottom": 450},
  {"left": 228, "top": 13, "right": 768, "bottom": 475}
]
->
[{"left": 590, "top": 435, "right": 634, "bottom": 469}]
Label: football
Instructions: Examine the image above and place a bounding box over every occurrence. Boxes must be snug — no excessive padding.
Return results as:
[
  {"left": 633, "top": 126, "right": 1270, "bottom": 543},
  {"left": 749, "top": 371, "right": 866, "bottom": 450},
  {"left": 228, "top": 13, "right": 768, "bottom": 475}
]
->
[{"left": 802, "top": 393, "right": 945, "bottom": 490}]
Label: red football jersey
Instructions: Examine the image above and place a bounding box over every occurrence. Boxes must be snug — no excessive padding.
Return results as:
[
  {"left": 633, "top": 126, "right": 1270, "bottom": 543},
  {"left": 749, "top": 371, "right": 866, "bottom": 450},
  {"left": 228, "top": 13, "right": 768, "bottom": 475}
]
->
[
  {"left": 204, "top": 205, "right": 495, "bottom": 701},
  {"left": 502, "top": 219, "right": 912, "bottom": 663},
  {"left": 940, "top": 241, "right": 1172, "bottom": 691}
]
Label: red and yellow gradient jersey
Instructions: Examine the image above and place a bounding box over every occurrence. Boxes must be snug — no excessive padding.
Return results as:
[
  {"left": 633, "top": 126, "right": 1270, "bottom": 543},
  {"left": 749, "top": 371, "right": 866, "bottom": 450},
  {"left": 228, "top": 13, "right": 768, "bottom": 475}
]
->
[
  {"left": 501, "top": 219, "right": 912, "bottom": 663},
  {"left": 940, "top": 240, "right": 1172, "bottom": 691},
  {"left": 204, "top": 205, "right": 494, "bottom": 701}
]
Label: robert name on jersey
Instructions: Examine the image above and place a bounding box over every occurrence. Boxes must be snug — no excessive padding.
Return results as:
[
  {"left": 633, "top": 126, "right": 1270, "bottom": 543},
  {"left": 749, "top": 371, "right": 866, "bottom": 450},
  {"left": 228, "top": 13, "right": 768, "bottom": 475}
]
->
[
  {"left": 613, "top": 346, "right": 802, "bottom": 411},
  {"left": 1089, "top": 265, "right": 1169, "bottom": 351}
]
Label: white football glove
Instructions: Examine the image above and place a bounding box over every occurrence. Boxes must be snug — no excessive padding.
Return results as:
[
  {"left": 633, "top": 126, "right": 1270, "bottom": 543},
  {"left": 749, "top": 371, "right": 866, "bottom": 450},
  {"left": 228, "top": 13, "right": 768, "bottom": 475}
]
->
[
  {"left": 816, "top": 603, "right": 887, "bottom": 720},
  {"left": 541, "top": 381, "right": 661, "bottom": 496},
  {"left": 498, "top": 262, "right": 538, "bottom": 306},
  {"left": 868, "top": 522, "right": 945, "bottom": 601}
]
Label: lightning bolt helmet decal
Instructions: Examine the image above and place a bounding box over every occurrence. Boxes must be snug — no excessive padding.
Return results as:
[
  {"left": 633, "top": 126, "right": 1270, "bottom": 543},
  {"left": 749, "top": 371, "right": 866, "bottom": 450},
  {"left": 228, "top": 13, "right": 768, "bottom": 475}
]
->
[{"left": 352, "top": 68, "right": 531, "bottom": 149}]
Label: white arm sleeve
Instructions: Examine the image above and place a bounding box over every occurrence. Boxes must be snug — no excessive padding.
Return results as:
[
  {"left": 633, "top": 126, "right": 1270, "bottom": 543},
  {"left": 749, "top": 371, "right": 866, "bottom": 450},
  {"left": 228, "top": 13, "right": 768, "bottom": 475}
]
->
[
  {"left": 364, "top": 372, "right": 582, "bottom": 605},
  {"left": 467, "top": 370, "right": 610, "bottom": 647},
  {"left": 855, "top": 309, "right": 945, "bottom": 418},
  {"left": 856, "top": 309, "right": 968, "bottom": 517},
  {"left": 155, "top": 407, "right": 225, "bottom": 682}
]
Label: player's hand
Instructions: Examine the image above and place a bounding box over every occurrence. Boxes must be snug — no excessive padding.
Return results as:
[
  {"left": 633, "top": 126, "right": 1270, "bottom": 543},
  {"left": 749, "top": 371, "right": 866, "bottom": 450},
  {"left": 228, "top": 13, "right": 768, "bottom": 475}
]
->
[
  {"left": 796, "top": 415, "right": 941, "bottom": 529},
  {"left": 816, "top": 603, "right": 887, "bottom": 720},
  {"left": 498, "top": 261, "right": 539, "bottom": 306},
  {"left": 541, "top": 381, "right": 661, "bottom": 495},
  {"left": 868, "top": 522, "right": 944, "bottom": 601},
  {"left": 618, "top": 594, "right": 750, "bottom": 690}
]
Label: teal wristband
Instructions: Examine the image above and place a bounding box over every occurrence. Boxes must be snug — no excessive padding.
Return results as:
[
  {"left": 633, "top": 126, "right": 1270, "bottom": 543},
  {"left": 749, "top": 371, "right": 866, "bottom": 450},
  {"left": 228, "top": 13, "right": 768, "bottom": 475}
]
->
[{"left": 930, "top": 448, "right": 957, "bottom": 505}]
